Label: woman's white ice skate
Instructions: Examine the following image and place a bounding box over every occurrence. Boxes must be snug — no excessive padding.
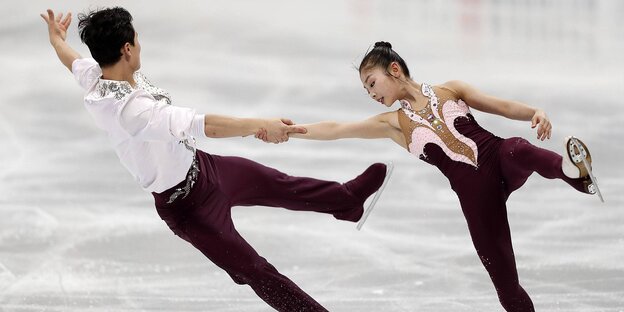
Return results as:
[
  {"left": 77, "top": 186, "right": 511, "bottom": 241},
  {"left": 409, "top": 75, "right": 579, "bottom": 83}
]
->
[{"left": 562, "top": 136, "right": 604, "bottom": 202}]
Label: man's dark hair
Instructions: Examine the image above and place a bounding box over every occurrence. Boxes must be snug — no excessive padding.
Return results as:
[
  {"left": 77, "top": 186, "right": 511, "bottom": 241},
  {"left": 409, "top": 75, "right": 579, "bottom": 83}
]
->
[{"left": 78, "top": 7, "right": 135, "bottom": 67}]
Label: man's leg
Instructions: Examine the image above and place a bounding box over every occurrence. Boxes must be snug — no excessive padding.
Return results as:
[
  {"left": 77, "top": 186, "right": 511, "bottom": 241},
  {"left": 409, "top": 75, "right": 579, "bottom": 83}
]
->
[
  {"left": 210, "top": 155, "right": 387, "bottom": 222},
  {"left": 182, "top": 198, "right": 328, "bottom": 312}
]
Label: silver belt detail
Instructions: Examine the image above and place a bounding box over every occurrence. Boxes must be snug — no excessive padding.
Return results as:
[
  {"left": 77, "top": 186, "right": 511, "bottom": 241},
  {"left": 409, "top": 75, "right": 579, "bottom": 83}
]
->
[{"left": 167, "top": 139, "right": 200, "bottom": 204}]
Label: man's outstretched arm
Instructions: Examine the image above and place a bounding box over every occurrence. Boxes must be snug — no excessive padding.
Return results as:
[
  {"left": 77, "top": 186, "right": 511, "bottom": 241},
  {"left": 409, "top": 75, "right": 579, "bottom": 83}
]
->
[
  {"left": 41, "top": 9, "right": 81, "bottom": 71},
  {"left": 204, "top": 115, "right": 306, "bottom": 143},
  {"left": 120, "top": 96, "right": 307, "bottom": 144}
]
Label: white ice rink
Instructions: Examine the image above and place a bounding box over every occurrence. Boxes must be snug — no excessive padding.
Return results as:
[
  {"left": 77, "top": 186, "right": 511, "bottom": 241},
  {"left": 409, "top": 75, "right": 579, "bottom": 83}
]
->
[{"left": 1, "top": 1, "right": 623, "bottom": 311}]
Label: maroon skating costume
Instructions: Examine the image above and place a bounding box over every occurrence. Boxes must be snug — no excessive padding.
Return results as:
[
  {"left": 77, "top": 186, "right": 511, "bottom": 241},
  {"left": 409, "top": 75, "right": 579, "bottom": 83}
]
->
[
  {"left": 396, "top": 83, "right": 590, "bottom": 311},
  {"left": 153, "top": 152, "right": 387, "bottom": 312}
]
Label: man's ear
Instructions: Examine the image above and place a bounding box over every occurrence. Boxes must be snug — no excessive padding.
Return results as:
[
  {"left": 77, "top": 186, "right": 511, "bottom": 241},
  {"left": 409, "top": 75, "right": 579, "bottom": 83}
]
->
[{"left": 120, "top": 42, "right": 132, "bottom": 59}]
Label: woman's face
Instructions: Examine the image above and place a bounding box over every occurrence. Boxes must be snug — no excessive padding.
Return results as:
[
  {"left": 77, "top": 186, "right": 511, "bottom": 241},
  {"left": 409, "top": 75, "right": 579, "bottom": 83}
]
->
[{"left": 360, "top": 65, "right": 400, "bottom": 107}]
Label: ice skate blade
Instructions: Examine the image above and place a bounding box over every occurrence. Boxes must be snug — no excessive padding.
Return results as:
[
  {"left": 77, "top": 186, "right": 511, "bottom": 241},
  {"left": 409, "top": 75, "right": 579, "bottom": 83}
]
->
[
  {"left": 564, "top": 136, "right": 591, "bottom": 178},
  {"left": 571, "top": 138, "right": 604, "bottom": 203},
  {"left": 357, "top": 162, "right": 394, "bottom": 230}
]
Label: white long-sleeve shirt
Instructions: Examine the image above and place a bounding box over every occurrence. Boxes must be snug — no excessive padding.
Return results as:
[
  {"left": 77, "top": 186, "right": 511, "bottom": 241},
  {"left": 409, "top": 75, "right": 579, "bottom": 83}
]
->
[{"left": 72, "top": 58, "right": 206, "bottom": 193}]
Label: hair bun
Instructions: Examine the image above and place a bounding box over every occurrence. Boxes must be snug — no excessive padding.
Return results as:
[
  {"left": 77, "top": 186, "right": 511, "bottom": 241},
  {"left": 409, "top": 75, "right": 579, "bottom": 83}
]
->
[{"left": 374, "top": 41, "right": 392, "bottom": 49}]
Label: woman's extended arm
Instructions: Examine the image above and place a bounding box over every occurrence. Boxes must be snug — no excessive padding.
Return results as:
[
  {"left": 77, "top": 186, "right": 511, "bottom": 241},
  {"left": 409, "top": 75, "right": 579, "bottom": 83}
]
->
[
  {"left": 41, "top": 9, "right": 81, "bottom": 71},
  {"left": 284, "top": 111, "right": 406, "bottom": 148},
  {"left": 444, "top": 80, "right": 552, "bottom": 141}
]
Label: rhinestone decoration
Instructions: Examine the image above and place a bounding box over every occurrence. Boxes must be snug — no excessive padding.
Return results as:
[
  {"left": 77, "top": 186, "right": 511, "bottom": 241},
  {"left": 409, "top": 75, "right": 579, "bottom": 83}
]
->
[
  {"left": 96, "top": 72, "right": 172, "bottom": 105},
  {"left": 98, "top": 80, "right": 133, "bottom": 100},
  {"left": 167, "top": 138, "right": 199, "bottom": 204},
  {"left": 95, "top": 73, "right": 197, "bottom": 203},
  {"left": 400, "top": 83, "right": 479, "bottom": 168},
  {"left": 134, "top": 72, "right": 172, "bottom": 105}
]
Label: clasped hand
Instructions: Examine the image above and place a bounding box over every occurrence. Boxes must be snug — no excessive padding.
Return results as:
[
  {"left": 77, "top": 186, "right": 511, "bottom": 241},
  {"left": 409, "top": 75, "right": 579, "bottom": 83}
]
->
[{"left": 254, "top": 118, "right": 306, "bottom": 144}]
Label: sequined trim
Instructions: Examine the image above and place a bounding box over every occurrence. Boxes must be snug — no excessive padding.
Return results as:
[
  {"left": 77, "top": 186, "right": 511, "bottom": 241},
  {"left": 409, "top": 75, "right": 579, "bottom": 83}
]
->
[
  {"left": 400, "top": 83, "right": 446, "bottom": 131},
  {"left": 98, "top": 80, "right": 133, "bottom": 100},
  {"left": 400, "top": 83, "right": 479, "bottom": 168},
  {"left": 96, "top": 72, "right": 195, "bottom": 202},
  {"left": 96, "top": 72, "right": 172, "bottom": 105},
  {"left": 167, "top": 138, "right": 199, "bottom": 204},
  {"left": 134, "top": 72, "right": 172, "bottom": 105}
]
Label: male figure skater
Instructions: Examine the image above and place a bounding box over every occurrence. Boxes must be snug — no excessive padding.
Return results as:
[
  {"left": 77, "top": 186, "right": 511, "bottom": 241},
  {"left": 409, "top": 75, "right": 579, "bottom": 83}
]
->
[{"left": 41, "top": 7, "right": 390, "bottom": 311}]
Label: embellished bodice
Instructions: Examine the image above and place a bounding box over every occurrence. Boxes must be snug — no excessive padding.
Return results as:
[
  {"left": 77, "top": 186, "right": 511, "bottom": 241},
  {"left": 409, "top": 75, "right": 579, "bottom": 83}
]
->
[
  {"left": 397, "top": 83, "right": 501, "bottom": 175},
  {"left": 96, "top": 72, "right": 172, "bottom": 105},
  {"left": 74, "top": 57, "right": 199, "bottom": 193},
  {"left": 93, "top": 71, "right": 196, "bottom": 153}
]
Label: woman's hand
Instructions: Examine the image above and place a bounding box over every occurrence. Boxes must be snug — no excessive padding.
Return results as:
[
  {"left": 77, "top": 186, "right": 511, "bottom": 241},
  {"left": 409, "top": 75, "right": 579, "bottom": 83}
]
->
[
  {"left": 258, "top": 112, "right": 407, "bottom": 148},
  {"left": 41, "top": 9, "right": 72, "bottom": 45},
  {"left": 255, "top": 118, "right": 307, "bottom": 144},
  {"left": 531, "top": 109, "right": 552, "bottom": 141}
]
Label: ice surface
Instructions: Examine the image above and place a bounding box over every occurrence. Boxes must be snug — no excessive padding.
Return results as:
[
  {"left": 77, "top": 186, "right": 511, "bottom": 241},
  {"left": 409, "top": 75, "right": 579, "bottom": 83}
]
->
[{"left": 1, "top": 0, "right": 623, "bottom": 311}]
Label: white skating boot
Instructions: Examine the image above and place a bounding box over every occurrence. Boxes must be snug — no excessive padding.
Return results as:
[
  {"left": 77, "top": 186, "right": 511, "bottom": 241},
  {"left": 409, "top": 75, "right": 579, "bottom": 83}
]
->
[{"left": 562, "top": 136, "right": 604, "bottom": 202}]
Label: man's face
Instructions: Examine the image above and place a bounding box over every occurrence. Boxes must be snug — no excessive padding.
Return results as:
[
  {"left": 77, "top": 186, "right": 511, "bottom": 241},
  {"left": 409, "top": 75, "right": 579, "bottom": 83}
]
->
[{"left": 129, "top": 31, "right": 141, "bottom": 70}]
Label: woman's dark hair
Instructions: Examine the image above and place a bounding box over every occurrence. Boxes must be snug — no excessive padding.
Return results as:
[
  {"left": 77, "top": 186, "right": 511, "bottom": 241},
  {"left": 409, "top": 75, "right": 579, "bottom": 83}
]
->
[
  {"left": 78, "top": 7, "right": 135, "bottom": 67},
  {"left": 358, "top": 41, "right": 410, "bottom": 78}
]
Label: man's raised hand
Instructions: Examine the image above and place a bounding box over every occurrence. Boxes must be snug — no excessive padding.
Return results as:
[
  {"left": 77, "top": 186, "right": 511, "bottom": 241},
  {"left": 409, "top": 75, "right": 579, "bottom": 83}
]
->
[{"left": 41, "top": 9, "right": 72, "bottom": 44}]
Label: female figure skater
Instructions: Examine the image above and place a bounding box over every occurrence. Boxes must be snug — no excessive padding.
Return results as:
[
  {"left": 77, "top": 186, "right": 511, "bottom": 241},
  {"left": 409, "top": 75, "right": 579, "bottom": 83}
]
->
[
  {"left": 276, "top": 41, "right": 602, "bottom": 311},
  {"left": 41, "top": 8, "right": 390, "bottom": 311}
]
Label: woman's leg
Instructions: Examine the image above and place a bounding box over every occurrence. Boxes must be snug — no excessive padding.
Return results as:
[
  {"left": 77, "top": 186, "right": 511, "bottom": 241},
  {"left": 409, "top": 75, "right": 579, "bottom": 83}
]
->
[
  {"left": 459, "top": 182, "right": 535, "bottom": 312},
  {"left": 209, "top": 155, "right": 387, "bottom": 222},
  {"left": 499, "top": 137, "right": 588, "bottom": 194}
]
